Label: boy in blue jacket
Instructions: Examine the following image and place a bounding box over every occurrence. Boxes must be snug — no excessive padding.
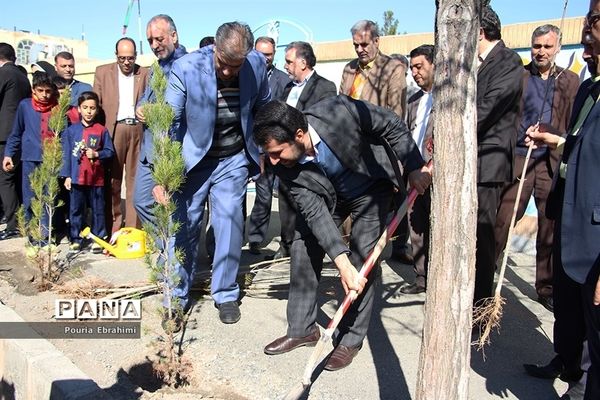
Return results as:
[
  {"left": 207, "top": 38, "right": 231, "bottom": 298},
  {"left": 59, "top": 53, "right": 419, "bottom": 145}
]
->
[
  {"left": 2, "top": 72, "right": 58, "bottom": 237},
  {"left": 60, "top": 91, "right": 114, "bottom": 253}
]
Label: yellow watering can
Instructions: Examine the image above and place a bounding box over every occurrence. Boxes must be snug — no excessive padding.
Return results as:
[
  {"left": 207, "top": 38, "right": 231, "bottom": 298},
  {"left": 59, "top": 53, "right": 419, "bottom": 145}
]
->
[{"left": 80, "top": 227, "right": 147, "bottom": 259}]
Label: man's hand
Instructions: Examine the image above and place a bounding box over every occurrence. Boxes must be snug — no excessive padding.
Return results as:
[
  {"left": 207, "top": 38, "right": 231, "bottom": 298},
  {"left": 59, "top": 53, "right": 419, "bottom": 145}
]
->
[
  {"left": 152, "top": 185, "right": 169, "bottom": 205},
  {"left": 408, "top": 166, "right": 432, "bottom": 195},
  {"left": 525, "top": 124, "right": 562, "bottom": 150},
  {"left": 2, "top": 156, "right": 13, "bottom": 172},
  {"left": 64, "top": 177, "right": 72, "bottom": 191},
  {"left": 135, "top": 105, "right": 146, "bottom": 123},
  {"left": 334, "top": 253, "right": 367, "bottom": 296}
]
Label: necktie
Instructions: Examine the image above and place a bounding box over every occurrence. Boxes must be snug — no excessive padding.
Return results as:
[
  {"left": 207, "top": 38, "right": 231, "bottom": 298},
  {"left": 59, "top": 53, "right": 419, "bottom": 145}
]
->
[{"left": 348, "top": 67, "right": 369, "bottom": 99}]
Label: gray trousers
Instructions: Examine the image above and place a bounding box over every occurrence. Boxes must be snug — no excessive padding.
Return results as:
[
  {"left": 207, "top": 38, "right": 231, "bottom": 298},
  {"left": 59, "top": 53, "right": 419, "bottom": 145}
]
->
[{"left": 286, "top": 180, "right": 393, "bottom": 348}]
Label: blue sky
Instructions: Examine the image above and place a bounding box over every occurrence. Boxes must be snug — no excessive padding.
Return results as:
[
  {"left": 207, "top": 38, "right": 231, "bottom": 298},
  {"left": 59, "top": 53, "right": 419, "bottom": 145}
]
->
[{"left": 0, "top": 0, "right": 588, "bottom": 60}]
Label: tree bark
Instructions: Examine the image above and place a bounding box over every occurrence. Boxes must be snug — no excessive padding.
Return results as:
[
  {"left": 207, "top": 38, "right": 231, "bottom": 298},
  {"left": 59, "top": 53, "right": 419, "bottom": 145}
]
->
[{"left": 415, "top": 1, "right": 481, "bottom": 399}]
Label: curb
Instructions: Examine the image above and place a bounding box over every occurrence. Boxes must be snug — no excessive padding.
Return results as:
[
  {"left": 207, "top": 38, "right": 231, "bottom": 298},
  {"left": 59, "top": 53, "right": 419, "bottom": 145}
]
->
[{"left": 0, "top": 303, "right": 112, "bottom": 400}]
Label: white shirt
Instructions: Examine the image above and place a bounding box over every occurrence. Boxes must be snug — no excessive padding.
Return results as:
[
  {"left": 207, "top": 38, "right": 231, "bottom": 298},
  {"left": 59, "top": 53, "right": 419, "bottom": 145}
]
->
[
  {"left": 299, "top": 124, "right": 320, "bottom": 164},
  {"left": 116, "top": 68, "right": 135, "bottom": 120},
  {"left": 286, "top": 70, "right": 315, "bottom": 108},
  {"left": 412, "top": 91, "right": 433, "bottom": 157}
]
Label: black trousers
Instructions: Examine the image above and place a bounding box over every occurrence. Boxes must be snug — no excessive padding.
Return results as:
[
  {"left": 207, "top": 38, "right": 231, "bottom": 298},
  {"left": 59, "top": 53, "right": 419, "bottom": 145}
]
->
[
  {"left": 247, "top": 160, "right": 295, "bottom": 250},
  {"left": 474, "top": 183, "right": 503, "bottom": 303},
  {"left": 552, "top": 211, "right": 585, "bottom": 372},
  {"left": 286, "top": 180, "right": 393, "bottom": 348},
  {"left": 0, "top": 144, "right": 21, "bottom": 231}
]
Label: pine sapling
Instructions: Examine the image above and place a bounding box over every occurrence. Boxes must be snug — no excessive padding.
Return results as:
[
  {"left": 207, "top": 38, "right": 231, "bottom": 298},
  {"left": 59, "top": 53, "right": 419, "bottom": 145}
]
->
[{"left": 142, "top": 62, "right": 190, "bottom": 385}]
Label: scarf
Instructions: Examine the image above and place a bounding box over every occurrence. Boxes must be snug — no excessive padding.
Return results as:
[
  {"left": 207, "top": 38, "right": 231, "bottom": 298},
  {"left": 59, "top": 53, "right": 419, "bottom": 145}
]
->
[{"left": 31, "top": 94, "right": 58, "bottom": 142}]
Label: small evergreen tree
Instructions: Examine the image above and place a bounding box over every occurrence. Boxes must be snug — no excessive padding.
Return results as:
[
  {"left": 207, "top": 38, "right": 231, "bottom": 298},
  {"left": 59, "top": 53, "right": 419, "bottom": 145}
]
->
[
  {"left": 20, "top": 88, "right": 70, "bottom": 289},
  {"left": 142, "top": 62, "right": 190, "bottom": 385}
]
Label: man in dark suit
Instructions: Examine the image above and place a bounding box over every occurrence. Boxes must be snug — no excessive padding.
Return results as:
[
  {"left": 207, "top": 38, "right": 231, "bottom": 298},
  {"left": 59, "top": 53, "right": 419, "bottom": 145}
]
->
[
  {"left": 494, "top": 24, "right": 579, "bottom": 313},
  {"left": 527, "top": 8, "right": 600, "bottom": 397},
  {"left": 401, "top": 44, "right": 435, "bottom": 295},
  {"left": 247, "top": 36, "right": 292, "bottom": 256},
  {"left": 282, "top": 41, "right": 337, "bottom": 110},
  {"left": 248, "top": 41, "right": 336, "bottom": 258},
  {"left": 523, "top": 26, "right": 591, "bottom": 396},
  {"left": 0, "top": 43, "right": 31, "bottom": 240},
  {"left": 473, "top": 5, "right": 523, "bottom": 304},
  {"left": 257, "top": 97, "right": 431, "bottom": 371}
]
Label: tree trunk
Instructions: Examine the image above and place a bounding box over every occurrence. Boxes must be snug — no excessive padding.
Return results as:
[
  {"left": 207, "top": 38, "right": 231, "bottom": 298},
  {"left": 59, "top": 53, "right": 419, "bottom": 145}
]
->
[{"left": 415, "top": 1, "right": 481, "bottom": 399}]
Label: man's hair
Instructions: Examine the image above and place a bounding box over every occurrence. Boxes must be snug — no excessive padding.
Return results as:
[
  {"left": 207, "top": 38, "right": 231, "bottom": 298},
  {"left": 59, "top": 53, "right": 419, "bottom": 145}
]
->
[
  {"left": 199, "top": 36, "right": 215, "bottom": 48},
  {"left": 215, "top": 21, "right": 254, "bottom": 60},
  {"left": 255, "top": 36, "right": 275, "bottom": 47},
  {"left": 78, "top": 91, "right": 99, "bottom": 106},
  {"left": 32, "top": 71, "right": 55, "bottom": 89},
  {"left": 147, "top": 14, "right": 177, "bottom": 33},
  {"left": 54, "top": 51, "right": 74, "bottom": 62},
  {"left": 532, "top": 24, "right": 562, "bottom": 45},
  {"left": 285, "top": 41, "right": 316, "bottom": 68},
  {"left": 115, "top": 37, "right": 137, "bottom": 53},
  {"left": 0, "top": 42, "right": 16, "bottom": 62},
  {"left": 253, "top": 100, "right": 308, "bottom": 146},
  {"left": 350, "top": 20, "right": 380, "bottom": 39},
  {"left": 409, "top": 44, "right": 435, "bottom": 64},
  {"left": 480, "top": 5, "right": 502, "bottom": 41},
  {"left": 389, "top": 53, "right": 409, "bottom": 69},
  {"left": 52, "top": 75, "right": 69, "bottom": 89}
]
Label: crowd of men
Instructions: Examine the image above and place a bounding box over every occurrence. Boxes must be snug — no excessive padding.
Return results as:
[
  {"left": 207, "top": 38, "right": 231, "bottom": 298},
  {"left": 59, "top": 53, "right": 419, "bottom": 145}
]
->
[{"left": 1, "top": 3, "right": 600, "bottom": 398}]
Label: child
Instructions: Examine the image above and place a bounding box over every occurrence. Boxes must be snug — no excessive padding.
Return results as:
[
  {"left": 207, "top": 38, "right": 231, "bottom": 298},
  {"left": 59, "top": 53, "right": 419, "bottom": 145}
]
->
[
  {"left": 2, "top": 72, "right": 58, "bottom": 240},
  {"left": 52, "top": 76, "right": 80, "bottom": 125},
  {"left": 60, "top": 91, "right": 114, "bottom": 253}
]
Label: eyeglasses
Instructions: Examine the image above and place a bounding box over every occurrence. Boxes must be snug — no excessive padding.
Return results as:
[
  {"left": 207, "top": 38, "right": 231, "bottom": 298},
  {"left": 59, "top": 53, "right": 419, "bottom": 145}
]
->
[
  {"left": 117, "top": 56, "right": 136, "bottom": 63},
  {"left": 586, "top": 11, "right": 600, "bottom": 29}
]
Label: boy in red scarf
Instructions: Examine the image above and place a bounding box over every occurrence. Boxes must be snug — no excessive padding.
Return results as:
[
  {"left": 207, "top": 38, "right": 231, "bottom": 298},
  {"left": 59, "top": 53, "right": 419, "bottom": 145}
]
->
[
  {"left": 2, "top": 72, "right": 58, "bottom": 237},
  {"left": 60, "top": 91, "right": 114, "bottom": 253}
]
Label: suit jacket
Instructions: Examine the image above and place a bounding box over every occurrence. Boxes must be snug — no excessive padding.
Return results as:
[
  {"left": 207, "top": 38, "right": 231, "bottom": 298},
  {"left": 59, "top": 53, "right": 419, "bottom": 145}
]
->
[
  {"left": 93, "top": 62, "right": 149, "bottom": 137},
  {"left": 406, "top": 89, "right": 434, "bottom": 162},
  {"left": 476, "top": 40, "right": 523, "bottom": 183},
  {"left": 268, "top": 66, "right": 291, "bottom": 101},
  {"left": 559, "top": 80, "right": 600, "bottom": 283},
  {"left": 283, "top": 71, "right": 337, "bottom": 111},
  {"left": 138, "top": 45, "right": 187, "bottom": 163},
  {"left": 519, "top": 63, "right": 579, "bottom": 176},
  {"left": 165, "top": 45, "right": 271, "bottom": 173},
  {"left": 0, "top": 62, "right": 31, "bottom": 143},
  {"left": 339, "top": 52, "right": 407, "bottom": 118},
  {"left": 273, "top": 95, "right": 424, "bottom": 259}
]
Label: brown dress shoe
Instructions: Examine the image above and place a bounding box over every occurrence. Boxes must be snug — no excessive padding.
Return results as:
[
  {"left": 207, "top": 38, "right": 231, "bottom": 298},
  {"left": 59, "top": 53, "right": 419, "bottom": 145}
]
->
[
  {"left": 324, "top": 344, "right": 362, "bottom": 371},
  {"left": 264, "top": 327, "right": 320, "bottom": 355}
]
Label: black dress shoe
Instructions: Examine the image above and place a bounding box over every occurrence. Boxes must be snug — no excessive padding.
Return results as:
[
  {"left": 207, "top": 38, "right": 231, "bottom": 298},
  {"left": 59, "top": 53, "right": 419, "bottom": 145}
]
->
[
  {"left": 400, "top": 283, "right": 426, "bottom": 294},
  {"left": 248, "top": 242, "right": 262, "bottom": 255},
  {"left": 264, "top": 326, "right": 320, "bottom": 355},
  {"left": 324, "top": 344, "right": 362, "bottom": 371},
  {"left": 538, "top": 296, "right": 554, "bottom": 312},
  {"left": 523, "top": 355, "right": 583, "bottom": 381},
  {"left": 216, "top": 301, "right": 241, "bottom": 324},
  {"left": 0, "top": 229, "right": 20, "bottom": 241},
  {"left": 265, "top": 246, "right": 290, "bottom": 261}
]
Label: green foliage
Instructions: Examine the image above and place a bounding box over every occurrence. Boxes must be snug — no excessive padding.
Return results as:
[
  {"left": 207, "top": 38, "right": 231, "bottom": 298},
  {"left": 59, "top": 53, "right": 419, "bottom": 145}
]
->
[
  {"left": 382, "top": 10, "right": 399, "bottom": 36},
  {"left": 150, "top": 62, "right": 169, "bottom": 104}
]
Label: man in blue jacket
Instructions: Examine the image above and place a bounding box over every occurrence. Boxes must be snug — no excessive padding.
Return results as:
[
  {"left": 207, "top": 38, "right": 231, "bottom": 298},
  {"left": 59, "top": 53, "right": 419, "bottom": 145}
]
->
[
  {"left": 159, "top": 21, "right": 271, "bottom": 325},
  {"left": 134, "top": 14, "right": 187, "bottom": 225}
]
